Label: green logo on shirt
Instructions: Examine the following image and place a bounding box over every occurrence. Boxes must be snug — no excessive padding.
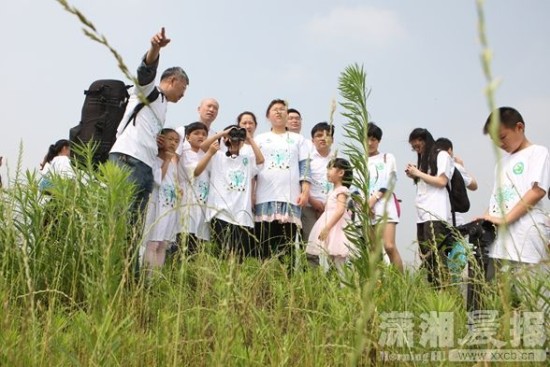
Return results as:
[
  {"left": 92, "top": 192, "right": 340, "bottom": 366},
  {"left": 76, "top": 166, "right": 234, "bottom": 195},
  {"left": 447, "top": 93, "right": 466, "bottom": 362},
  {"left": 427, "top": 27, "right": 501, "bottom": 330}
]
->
[
  {"left": 513, "top": 162, "right": 524, "bottom": 175},
  {"left": 376, "top": 163, "right": 384, "bottom": 171}
]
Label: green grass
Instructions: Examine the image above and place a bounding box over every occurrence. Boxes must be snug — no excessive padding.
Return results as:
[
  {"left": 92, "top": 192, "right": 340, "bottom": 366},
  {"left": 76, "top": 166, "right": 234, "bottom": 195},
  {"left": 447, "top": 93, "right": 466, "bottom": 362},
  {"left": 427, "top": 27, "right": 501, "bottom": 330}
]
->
[{"left": 0, "top": 162, "right": 547, "bottom": 366}]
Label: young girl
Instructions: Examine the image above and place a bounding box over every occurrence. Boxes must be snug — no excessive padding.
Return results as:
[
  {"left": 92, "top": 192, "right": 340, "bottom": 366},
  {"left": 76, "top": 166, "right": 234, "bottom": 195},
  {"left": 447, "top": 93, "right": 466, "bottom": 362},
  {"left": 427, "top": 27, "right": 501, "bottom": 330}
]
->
[
  {"left": 306, "top": 158, "right": 354, "bottom": 275},
  {"left": 406, "top": 128, "right": 453, "bottom": 286},
  {"left": 141, "top": 128, "right": 181, "bottom": 276},
  {"left": 39, "top": 139, "right": 76, "bottom": 192},
  {"left": 195, "top": 125, "right": 264, "bottom": 257}
]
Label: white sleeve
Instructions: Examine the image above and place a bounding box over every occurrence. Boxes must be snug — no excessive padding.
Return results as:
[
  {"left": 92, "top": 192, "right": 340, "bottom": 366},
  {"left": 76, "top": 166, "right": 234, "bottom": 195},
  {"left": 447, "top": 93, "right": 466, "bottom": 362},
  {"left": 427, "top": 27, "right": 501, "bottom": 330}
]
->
[
  {"left": 386, "top": 153, "right": 398, "bottom": 186},
  {"left": 436, "top": 151, "right": 453, "bottom": 179},
  {"left": 530, "top": 147, "right": 550, "bottom": 192},
  {"left": 456, "top": 163, "right": 473, "bottom": 187},
  {"left": 152, "top": 159, "right": 162, "bottom": 186},
  {"left": 52, "top": 156, "right": 76, "bottom": 179}
]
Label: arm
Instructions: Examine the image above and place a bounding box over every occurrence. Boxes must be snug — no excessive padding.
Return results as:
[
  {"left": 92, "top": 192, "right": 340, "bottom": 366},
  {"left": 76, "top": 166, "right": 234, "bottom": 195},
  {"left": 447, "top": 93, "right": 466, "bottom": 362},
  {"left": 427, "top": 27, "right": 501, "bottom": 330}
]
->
[
  {"left": 319, "top": 193, "right": 348, "bottom": 241},
  {"left": 483, "top": 184, "right": 546, "bottom": 225},
  {"left": 194, "top": 142, "right": 218, "bottom": 177},
  {"left": 455, "top": 156, "right": 478, "bottom": 191},
  {"left": 297, "top": 181, "right": 311, "bottom": 208},
  {"left": 200, "top": 129, "right": 229, "bottom": 152},
  {"left": 406, "top": 164, "right": 448, "bottom": 188},
  {"left": 160, "top": 152, "right": 176, "bottom": 179},
  {"left": 298, "top": 157, "right": 312, "bottom": 207},
  {"left": 309, "top": 197, "right": 325, "bottom": 214},
  {"left": 246, "top": 133, "right": 265, "bottom": 165},
  {"left": 137, "top": 28, "right": 171, "bottom": 86},
  {"left": 368, "top": 189, "right": 386, "bottom": 209}
]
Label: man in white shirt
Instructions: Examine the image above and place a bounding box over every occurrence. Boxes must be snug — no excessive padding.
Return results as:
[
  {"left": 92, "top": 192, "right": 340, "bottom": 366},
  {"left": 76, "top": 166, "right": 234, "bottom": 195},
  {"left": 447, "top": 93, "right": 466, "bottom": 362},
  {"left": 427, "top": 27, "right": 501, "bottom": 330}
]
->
[
  {"left": 109, "top": 28, "right": 189, "bottom": 219},
  {"left": 302, "top": 122, "right": 336, "bottom": 242}
]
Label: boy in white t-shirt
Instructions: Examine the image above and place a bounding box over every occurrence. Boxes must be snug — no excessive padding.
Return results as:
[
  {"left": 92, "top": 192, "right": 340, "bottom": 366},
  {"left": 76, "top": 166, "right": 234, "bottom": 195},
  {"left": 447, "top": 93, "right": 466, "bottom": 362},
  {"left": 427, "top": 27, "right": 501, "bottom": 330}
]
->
[
  {"left": 434, "top": 137, "right": 478, "bottom": 226},
  {"left": 177, "top": 122, "right": 210, "bottom": 254},
  {"left": 480, "top": 107, "right": 549, "bottom": 281},
  {"left": 195, "top": 125, "right": 264, "bottom": 257}
]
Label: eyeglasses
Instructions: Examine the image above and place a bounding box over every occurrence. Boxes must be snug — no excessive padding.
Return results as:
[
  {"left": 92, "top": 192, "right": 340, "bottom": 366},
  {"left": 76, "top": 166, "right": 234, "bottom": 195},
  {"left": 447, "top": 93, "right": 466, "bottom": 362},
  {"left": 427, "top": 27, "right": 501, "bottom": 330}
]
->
[{"left": 271, "top": 108, "right": 287, "bottom": 113}]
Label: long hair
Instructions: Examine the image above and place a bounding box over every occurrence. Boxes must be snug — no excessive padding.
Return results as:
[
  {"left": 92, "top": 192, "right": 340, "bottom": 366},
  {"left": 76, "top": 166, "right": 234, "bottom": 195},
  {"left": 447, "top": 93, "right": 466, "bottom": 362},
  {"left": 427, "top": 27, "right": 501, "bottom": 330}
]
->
[
  {"left": 40, "top": 139, "right": 70, "bottom": 170},
  {"left": 408, "top": 128, "right": 435, "bottom": 181},
  {"left": 329, "top": 158, "right": 353, "bottom": 188}
]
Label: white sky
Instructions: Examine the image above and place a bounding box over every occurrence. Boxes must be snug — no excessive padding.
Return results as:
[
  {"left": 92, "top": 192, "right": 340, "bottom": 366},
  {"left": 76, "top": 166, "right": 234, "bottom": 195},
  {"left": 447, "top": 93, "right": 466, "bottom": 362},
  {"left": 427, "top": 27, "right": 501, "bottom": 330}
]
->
[{"left": 1, "top": 0, "right": 549, "bottom": 265}]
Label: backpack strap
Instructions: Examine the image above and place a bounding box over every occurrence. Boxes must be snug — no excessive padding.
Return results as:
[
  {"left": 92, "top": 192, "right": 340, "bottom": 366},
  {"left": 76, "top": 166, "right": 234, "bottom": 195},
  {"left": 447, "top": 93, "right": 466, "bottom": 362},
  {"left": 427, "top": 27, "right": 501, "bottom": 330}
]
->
[
  {"left": 446, "top": 181, "right": 457, "bottom": 226},
  {"left": 121, "top": 87, "right": 162, "bottom": 132}
]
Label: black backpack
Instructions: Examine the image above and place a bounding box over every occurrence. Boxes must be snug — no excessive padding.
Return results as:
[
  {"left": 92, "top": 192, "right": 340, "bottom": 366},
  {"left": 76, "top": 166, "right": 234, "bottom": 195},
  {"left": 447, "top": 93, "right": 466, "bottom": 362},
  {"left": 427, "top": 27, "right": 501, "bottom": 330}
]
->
[
  {"left": 69, "top": 79, "right": 160, "bottom": 167},
  {"left": 446, "top": 168, "right": 470, "bottom": 225}
]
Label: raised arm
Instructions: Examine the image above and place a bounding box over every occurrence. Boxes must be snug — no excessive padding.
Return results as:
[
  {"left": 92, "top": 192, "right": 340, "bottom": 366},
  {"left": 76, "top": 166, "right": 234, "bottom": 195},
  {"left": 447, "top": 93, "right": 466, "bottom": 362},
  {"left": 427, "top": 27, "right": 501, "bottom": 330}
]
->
[
  {"left": 194, "top": 142, "right": 219, "bottom": 177},
  {"left": 137, "top": 27, "right": 171, "bottom": 86},
  {"left": 200, "top": 129, "right": 228, "bottom": 152},
  {"left": 245, "top": 132, "right": 265, "bottom": 165}
]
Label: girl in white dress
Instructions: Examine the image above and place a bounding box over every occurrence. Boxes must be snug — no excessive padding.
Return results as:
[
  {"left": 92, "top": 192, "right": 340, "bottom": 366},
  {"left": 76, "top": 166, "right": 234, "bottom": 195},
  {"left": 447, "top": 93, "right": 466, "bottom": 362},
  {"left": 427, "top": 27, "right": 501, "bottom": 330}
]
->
[{"left": 142, "top": 128, "right": 181, "bottom": 276}]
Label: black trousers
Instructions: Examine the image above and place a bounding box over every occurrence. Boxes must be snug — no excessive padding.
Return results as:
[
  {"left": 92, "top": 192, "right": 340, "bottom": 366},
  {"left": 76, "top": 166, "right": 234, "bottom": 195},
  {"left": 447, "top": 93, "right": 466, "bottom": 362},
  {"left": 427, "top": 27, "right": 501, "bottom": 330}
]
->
[
  {"left": 417, "top": 221, "right": 451, "bottom": 286},
  {"left": 255, "top": 220, "right": 298, "bottom": 261},
  {"left": 211, "top": 218, "right": 254, "bottom": 258}
]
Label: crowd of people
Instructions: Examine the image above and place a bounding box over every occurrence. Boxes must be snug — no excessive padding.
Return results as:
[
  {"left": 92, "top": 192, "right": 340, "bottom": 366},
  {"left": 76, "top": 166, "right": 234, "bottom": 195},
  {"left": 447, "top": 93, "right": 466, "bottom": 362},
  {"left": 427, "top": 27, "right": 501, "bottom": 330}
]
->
[{"left": 33, "top": 28, "right": 549, "bottom": 287}]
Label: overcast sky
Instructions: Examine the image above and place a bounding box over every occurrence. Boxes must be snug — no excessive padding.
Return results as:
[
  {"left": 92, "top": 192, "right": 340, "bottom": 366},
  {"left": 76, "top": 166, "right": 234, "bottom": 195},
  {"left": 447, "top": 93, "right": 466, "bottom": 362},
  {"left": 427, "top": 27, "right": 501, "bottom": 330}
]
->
[{"left": 2, "top": 0, "right": 549, "bottom": 265}]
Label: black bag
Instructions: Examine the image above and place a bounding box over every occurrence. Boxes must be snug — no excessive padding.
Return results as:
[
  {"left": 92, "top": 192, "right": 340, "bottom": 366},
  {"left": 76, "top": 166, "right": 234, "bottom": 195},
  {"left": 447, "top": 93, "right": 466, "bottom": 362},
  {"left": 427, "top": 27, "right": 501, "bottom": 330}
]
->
[
  {"left": 446, "top": 169, "right": 470, "bottom": 225},
  {"left": 69, "top": 79, "right": 161, "bottom": 167},
  {"left": 69, "top": 80, "right": 131, "bottom": 166}
]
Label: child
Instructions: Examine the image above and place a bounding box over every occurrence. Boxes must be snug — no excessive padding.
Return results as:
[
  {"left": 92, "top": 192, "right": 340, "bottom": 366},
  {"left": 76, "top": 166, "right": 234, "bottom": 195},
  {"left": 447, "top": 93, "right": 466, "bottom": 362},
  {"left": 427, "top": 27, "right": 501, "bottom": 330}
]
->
[
  {"left": 366, "top": 123, "right": 404, "bottom": 272},
  {"left": 39, "top": 139, "right": 76, "bottom": 193},
  {"left": 406, "top": 128, "right": 453, "bottom": 286},
  {"left": 178, "top": 122, "right": 211, "bottom": 254},
  {"left": 480, "top": 107, "right": 549, "bottom": 275},
  {"left": 434, "top": 137, "right": 478, "bottom": 226},
  {"left": 194, "top": 125, "right": 264, "bottom": 257},
  {"left": 141, "top": 128, "right": 181, "bottom": 276},
  {"left": 306, "top": 158, "right": 354, "bottom": 276}
]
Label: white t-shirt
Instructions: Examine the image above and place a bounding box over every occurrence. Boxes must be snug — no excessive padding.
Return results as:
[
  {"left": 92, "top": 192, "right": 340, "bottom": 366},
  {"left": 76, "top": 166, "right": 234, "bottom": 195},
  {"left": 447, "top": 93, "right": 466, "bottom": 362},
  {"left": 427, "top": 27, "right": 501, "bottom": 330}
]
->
[
  {"left": 255, "top": 131, "right": 310, "bottom": 205},
  {"left": 487, "top": 144, "right": 550, "bottom": 263},
  {"left": 40, "top": 155, "right": 75, "bottom": 179},
  {"left": 205, "top": 151, "right": 260, "bottom": 227},
  {"left": 142, "top": 157, "right": 180, "bottom": 242},
  {"left": 368, "top": 153, "right": 400, "bottom": 223},
  {"left": 307, "top": 149, "right": 335, "bottom": 204},
  {"left": 179, "top": 148, "right": 210, "bottom": 240},
  {"left": 415, "top": 151, "right": 453, "bottom": 223},
  {"left": 110, "top": 82, "right": 167, "bottom": 168}
]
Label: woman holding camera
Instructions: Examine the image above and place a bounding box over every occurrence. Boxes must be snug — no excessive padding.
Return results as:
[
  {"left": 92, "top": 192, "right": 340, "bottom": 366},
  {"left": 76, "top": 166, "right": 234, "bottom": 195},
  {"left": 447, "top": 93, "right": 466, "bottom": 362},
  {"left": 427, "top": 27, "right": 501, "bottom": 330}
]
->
[
  {"left": 254, "top": 99, "right": 312, "bottom": 261},
  {"left": 195, "top": 125, "right": 264, "bottom": 257}
]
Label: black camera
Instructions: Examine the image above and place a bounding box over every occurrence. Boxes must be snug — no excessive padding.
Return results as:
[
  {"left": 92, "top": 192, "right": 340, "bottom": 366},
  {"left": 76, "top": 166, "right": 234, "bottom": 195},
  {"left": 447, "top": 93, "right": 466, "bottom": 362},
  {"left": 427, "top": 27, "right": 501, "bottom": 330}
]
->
[{"left": 228, "top": 127, "right": 247, "bottom": 141}]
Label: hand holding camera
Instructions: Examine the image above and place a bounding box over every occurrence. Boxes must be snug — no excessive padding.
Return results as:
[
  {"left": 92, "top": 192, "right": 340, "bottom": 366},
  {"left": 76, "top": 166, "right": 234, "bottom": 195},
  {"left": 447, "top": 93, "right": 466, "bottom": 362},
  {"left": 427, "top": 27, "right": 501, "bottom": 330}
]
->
[{"left": 227, "top": 127, "right": 247, "bottom": 142}]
